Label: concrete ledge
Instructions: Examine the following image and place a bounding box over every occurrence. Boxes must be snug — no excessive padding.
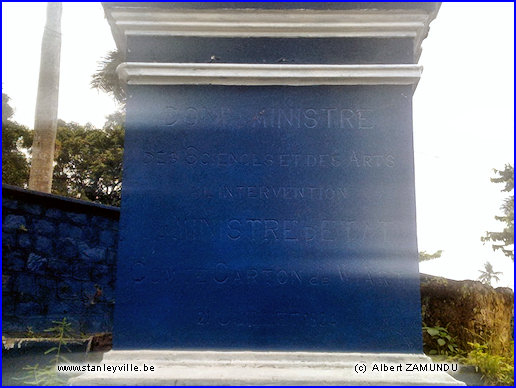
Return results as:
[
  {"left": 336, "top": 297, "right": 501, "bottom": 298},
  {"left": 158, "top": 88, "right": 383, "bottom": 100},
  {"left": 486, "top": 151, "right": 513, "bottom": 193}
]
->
[
  {"left": 103, "top": 4, "right": 440, "bottom": 60},
  {"left": 117, "top": 63, "right": 422, "bottom": 86},
  {"left": 69, "top": 350, "right": 465, "bottom": 385},
  {"left": 2, "top": 337, "right": 92, "bottom": 353}
]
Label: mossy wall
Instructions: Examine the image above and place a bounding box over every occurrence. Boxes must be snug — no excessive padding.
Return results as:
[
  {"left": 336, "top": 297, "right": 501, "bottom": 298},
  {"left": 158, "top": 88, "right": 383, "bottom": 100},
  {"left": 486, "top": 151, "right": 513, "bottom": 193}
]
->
[{"left": 420, "top": 273, "right": 513, "bottom": 356}]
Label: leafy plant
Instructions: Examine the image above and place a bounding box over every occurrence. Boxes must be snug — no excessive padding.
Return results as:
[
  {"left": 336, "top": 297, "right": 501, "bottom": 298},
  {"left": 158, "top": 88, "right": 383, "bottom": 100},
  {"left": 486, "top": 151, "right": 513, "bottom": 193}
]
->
[
  {"left": 465, "top": 341, "right": 514, "bottom": 386},
  {"left": 15, "top": 318, "right": 76, "bottom": 386},
  {"left": 18, "top": 363, "right": 67, "bottom": 386},
  {"left": 25, "top": 327, "right": 36, "bottom": 338},
  {"left": 91, "top": 49, "right": 126, "bottom": 104},
  {"left": 424, "top": 323, "right": 514, "bottom": 386},
  {"left": 423, "top": 325, "right": 460, "bottom": 356}
]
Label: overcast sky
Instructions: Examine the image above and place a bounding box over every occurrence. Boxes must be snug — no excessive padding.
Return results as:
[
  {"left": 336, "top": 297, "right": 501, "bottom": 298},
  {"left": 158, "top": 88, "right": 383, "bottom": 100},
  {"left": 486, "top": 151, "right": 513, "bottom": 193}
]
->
[{"left": 2, "top": 3, "right": 514, "bottom": 288}]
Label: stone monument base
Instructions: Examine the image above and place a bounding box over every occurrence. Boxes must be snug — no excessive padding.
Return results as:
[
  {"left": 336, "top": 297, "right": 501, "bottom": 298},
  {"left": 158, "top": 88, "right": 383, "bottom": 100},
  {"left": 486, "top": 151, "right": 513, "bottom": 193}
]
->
[{"left": 68, "top": 350, "right": 464, "bottom": 385}]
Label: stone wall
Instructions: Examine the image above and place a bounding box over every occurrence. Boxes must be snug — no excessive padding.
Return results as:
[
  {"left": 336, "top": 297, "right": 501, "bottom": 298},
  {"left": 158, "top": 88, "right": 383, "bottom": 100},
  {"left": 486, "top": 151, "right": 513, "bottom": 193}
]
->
[
  {"left": 421, "top": 273, "right": 514, "bottom": 356},
  {"left": 2, "top": 184, "right": 119, "bottom": 334}
]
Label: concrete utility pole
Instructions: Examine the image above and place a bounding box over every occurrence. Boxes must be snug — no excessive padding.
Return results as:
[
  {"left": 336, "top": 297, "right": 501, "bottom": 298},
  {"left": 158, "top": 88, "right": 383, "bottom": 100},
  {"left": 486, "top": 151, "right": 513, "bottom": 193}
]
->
[{"left": 29, "top": 2, "right": 62, "bottom": 192}]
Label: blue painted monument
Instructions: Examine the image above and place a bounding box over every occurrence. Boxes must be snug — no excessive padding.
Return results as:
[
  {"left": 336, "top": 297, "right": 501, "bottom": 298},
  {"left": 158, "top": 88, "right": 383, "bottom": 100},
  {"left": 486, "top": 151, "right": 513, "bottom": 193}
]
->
[{"left": 104, "top": 2, "right": 439, "bottom": 353}]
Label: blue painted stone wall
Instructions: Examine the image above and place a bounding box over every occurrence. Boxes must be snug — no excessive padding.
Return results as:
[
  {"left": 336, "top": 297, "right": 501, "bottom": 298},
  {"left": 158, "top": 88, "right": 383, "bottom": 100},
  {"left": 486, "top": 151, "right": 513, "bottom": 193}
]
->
[{"left": 2, "top": 184, "right": 119, "bottom": 334}]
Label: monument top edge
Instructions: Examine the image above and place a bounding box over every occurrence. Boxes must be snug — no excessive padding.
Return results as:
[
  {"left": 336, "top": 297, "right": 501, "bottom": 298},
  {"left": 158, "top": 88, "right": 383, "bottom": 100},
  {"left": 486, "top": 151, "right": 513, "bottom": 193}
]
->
[
  {"left": 102, "top": 2, "right": 440, "bottom": 13},
  {"left": 102, "top": 2, "right": 440, "bottom": 68}
]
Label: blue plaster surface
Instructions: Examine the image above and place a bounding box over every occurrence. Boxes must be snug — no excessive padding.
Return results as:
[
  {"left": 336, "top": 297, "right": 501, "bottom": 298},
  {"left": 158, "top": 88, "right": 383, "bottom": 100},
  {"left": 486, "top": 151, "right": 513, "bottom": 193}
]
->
[{"left": 114, "top": 84, "right": 422, "bottom": 352}]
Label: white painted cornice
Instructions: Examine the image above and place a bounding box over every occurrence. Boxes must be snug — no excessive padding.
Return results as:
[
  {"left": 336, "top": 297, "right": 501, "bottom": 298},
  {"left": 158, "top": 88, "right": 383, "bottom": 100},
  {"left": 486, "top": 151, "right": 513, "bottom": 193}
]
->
[
  {"left": 117, "top": 63, "right": 422, "bottom": 86},
  {"left": 110, "top": 8, "right": 429, "bottom": 38},
  {"left": 105, "top": 7, "right": 437, "bottom": 60}
]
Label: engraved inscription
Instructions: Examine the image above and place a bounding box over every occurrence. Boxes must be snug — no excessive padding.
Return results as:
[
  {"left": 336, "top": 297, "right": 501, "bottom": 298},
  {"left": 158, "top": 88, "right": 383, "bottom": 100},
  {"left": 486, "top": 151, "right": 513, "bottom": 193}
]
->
[
  {"left": 143, "top": 148, "right": 395, "bottom": 168},
  {"left": 130, "top": 262, "right": 407, "bottom": 288},
  {"left": 164, "top": 106, "right": 230, "bottom": 127},
  {"left": 131, "top": 261, "right": 176, "bottom": 284},
  {"left": 131, "top": 264, "right": 330, "bottom": 287},
  {"left": 163, "top": 106, "right": 375, "bottom": 130},
  {"left": 191, "top": 185, "right": 348, "bottom": 201},
  {"left": 194, "top": 309, "right": 338, "bottom": 328},
  {"left": 251, "top": 107, "right": 374, "bottom": 130},
  {"left": 337, "top": 263, "right": 406, "bottom": 288},
  {"left": 214, "top": 263, "right": 306, "bottom": 286},
  {"left": 350, "top": 151, "right": 395, "bottom": 168},
  {"left": 149, "top": 218, "right": 392, "bottom": 243}
]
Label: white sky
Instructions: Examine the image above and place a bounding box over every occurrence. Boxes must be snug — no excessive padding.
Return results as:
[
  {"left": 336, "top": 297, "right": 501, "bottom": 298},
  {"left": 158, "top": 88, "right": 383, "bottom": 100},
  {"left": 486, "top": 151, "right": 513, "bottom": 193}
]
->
[{"left": 2, "top": 3, "right": 514, "bottom": 288}]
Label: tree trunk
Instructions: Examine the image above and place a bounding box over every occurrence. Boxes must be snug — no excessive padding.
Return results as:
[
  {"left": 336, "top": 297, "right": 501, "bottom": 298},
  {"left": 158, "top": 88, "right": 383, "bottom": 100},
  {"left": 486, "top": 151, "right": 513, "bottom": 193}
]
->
[{"left": 28, "top": 2, "right": 62, "bottom": 193}]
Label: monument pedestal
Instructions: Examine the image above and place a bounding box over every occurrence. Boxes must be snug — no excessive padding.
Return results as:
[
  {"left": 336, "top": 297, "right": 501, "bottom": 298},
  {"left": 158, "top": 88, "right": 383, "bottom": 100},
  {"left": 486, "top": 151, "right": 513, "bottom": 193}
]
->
[
  {"left": 81, "top": 2, "right": 463, "bottom": 386},
  {"left": 69, "top": 350, "right": 464, "bottom": 385}
]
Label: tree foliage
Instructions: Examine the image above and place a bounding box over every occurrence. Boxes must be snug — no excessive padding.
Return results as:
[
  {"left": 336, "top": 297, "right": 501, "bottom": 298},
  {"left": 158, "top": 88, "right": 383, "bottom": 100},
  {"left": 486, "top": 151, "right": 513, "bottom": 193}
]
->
[
  {"left": 52, "top": 112, "right": 125, "bottom": 206},
  {"left": 2, "top": 93, "right": 33, "bottom": 187},
  {"left": 90, "top": 49, "right": 125, "bottom": 104},
  {"left": 419, "top": 250, "right": 443, "bottom": 262},
  {"left": 2, "top": 94, "right": 124, "bottom": 206},
  {"left": 481, "top": 164, "right": 514, "bottom": 261},
  {"left": 477, "top": 261, "right": 502, "bottom": 286}
]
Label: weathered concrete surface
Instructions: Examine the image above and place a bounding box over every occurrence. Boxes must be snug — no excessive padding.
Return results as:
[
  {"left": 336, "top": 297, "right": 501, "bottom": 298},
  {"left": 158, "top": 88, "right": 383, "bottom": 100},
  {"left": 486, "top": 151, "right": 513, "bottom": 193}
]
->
[
  {"left": 2, "top": 337, "right": 93, "bottom": 386},
  {"left": 420, "top": 273, "right": 513, "bottom": 355},
  {"left": 69, "top": 350, "right": 464, "bottom": 385}
]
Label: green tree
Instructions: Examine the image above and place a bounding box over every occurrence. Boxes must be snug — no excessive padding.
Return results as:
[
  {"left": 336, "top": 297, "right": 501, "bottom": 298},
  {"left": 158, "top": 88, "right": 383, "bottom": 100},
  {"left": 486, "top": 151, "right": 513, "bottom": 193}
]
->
[
  {"left": 478, "top": 261, "right": 502, "bottom": 286},
  {"left": 481, "top": 164, "right": 514, "bottom": 261},
  {"left": 90, "top": 49, "right": 125, "bottom": 104},
  {"left": 52, "top": 113, "right": 124, "bottom": 206},
  {"left": 2, "top": 93, "right": 33, "bottom": 187},
  {"left": 419, "top": 250, "right": 443, "bottom": 262}
]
